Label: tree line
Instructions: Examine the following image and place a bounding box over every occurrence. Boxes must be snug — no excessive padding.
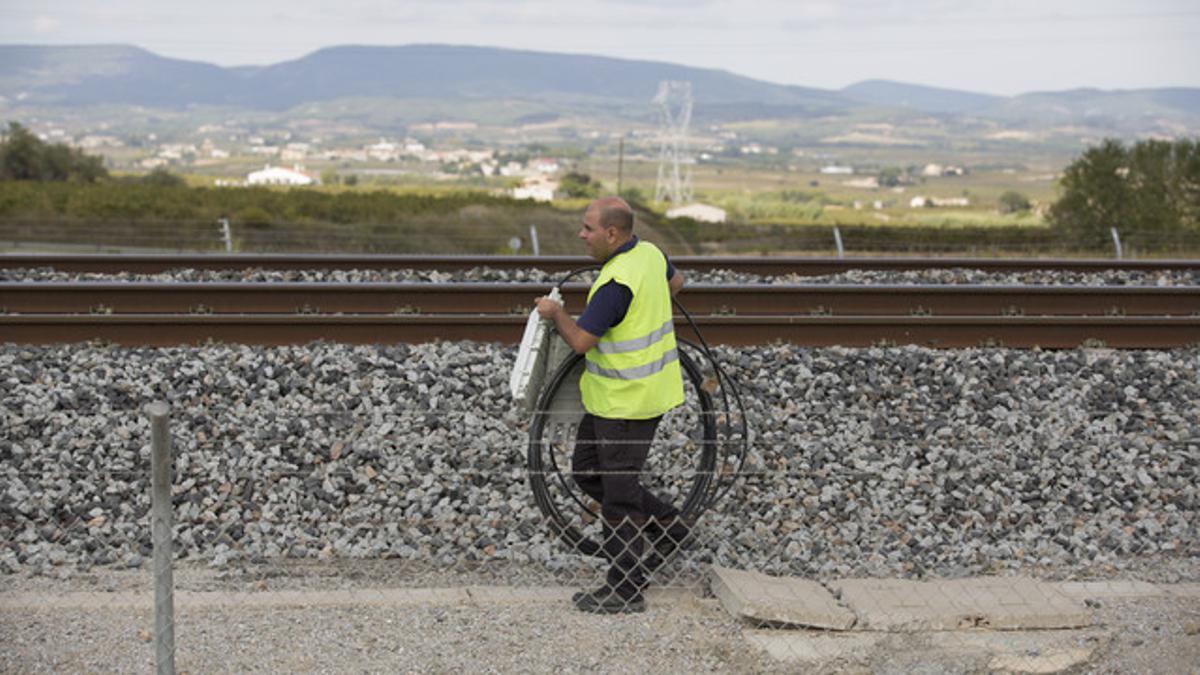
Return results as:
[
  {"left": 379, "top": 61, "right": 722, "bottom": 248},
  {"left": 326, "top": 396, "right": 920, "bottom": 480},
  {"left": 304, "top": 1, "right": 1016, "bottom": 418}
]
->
[
  {"left": 2, "top": 121, "right": 1197, "bottom": 252},
  {"left": 0, "top": 180, "right": 536, "bottom": 225},
  {"left": 0, "top": 122, "right": 108, "bottom": 182}
]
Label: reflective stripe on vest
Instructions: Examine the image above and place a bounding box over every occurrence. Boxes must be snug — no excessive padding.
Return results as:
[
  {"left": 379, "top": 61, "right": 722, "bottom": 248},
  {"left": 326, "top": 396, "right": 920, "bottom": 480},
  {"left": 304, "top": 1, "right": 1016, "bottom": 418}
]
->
[
  {"left": 593, "top": 318, "right": 674, "bottom": 355},
  {"left": 585, "top": 346, "right": 679, "bottom": 380}
]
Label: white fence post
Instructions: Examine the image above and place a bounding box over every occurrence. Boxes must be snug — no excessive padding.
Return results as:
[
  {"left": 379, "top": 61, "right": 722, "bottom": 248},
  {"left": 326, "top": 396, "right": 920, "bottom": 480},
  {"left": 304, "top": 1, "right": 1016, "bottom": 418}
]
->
[
  {"left": 1110, "top": 227, "right": 1123, "bottom": 260},
  {"left": 833, "top": 227, "right": 844, "bottom": 259},
  {"left": 219, "top": 218, "right": 233, "bottom": 253},
  {"left": 146, "top": 401, "right": 176, "bottom": 675},
  {"left": 529, "top": 225, "right": 541, "bottom": 257}
]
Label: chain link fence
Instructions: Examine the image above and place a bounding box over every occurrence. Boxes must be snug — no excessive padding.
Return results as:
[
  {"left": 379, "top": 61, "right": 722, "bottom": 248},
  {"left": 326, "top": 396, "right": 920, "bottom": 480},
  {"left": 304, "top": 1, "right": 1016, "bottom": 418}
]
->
[
  {"left": 3, "top": 407, "right": 1198, "bottom": 671},
  {"left": 3, "top": 336, "right": 1199, "bottom": 671},
  {"left": 5, "top": 217, "right": 1200, "bottom": 258}
]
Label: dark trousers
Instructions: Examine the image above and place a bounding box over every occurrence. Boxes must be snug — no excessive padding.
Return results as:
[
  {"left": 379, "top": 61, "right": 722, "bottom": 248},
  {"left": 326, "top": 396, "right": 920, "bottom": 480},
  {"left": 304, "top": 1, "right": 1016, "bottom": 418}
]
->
[{"left": 572, "top": 413, "right": 680, "bottom": 597}]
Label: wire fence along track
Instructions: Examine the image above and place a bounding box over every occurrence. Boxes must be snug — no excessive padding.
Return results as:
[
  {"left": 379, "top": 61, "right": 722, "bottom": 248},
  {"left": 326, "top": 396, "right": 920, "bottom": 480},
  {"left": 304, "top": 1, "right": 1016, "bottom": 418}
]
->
[
  {"left": 3, "top": 423, "right": 1197, "bottom": 671},
  {"left": 5, "top": 215, "right": 1200, "bottom": 261},
  {"left": 3, "top": 338, "right": 1198, "bottom": 670},
  {"left": 4, "top": 252, "right": 1200, "bottom": 275}
]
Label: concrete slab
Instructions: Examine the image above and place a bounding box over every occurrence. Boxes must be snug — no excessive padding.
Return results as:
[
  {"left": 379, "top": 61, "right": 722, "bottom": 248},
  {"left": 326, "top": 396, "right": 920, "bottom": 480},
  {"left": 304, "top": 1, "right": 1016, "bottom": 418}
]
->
[
  {"left": 742, "top": 630, "right": 882, "bottom": 664},
  {"left": 462, "top": 586, "right": 691, "bottom": 605},
  {"left": 709, "top": 566, "right": 856, "bottom": 630},
  {"left": 832, "top": 577, "right": 1091, "bottom": 631},
  {"left": 1057, "top": 580, "right": 1166, "bottom": 599},
  {"left": 745, "top": 628, "right": 1103, "bottom": 670},
  {"left": 466, "top": 586, "right": 572, "bottom": 604},
  {"left": 0, "top": 587, "right": 474, "bottom": 611},
  {"left": 1172, "top": 583, "right": 1200, "bottom": 599},
  {"left": 989, "top": 648, "right": 1096, "bottom": 674}
]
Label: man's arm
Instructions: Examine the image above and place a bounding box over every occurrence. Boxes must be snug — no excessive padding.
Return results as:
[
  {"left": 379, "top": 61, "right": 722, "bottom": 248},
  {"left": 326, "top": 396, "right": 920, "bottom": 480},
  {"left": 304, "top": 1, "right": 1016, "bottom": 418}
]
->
[
  {"left": 669, "top": 269, "right": 685, "bottom": 297},
  {"left": 536, "top": 297, "right": 600, "bottom": 354}
]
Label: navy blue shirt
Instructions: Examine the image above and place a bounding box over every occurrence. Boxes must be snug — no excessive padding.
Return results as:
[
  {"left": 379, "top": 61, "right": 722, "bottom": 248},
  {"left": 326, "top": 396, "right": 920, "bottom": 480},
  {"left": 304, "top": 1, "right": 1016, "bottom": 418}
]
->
[{"left": 577, "top": 236, "right": 676, "bottom": 337}]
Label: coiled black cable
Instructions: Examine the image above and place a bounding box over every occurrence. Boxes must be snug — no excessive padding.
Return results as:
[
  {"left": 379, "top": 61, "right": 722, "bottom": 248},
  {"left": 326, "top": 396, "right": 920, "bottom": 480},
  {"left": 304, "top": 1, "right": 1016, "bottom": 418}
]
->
[{"left": 525, "top": 266, "right": 750, "bottom": 556}]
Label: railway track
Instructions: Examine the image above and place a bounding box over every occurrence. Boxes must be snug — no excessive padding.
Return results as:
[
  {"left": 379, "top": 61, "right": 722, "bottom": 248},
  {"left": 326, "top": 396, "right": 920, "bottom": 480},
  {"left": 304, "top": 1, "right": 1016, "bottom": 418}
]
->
[
  {"left": 2, "top": 281, "right": 1198, "bottom": 348},
  {"left": 4, "top": 282, "right": 1199, "bottom": 317},
  {"left": 1, "top": 313, "right": 1196, "bottom": 349},
  {"left": 5, "top": 252, "right": 1200, "bottom": 276}
]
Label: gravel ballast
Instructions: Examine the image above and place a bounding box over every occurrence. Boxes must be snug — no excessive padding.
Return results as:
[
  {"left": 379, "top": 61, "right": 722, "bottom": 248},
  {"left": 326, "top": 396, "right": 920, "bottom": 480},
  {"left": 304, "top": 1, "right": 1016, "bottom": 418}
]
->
[
  {"left": 3, "top": 265, "right": 1198, "bottom": 286},
  {"left": 2, "top": 340, "right": 1197, "bottom": 582}
]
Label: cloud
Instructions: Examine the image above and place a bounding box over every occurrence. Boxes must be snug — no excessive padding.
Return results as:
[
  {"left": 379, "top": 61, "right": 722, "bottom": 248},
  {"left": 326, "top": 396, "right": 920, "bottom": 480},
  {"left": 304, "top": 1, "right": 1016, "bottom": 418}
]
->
[{"left": 33, "top": 15, "right": 61, "bottom": 34}]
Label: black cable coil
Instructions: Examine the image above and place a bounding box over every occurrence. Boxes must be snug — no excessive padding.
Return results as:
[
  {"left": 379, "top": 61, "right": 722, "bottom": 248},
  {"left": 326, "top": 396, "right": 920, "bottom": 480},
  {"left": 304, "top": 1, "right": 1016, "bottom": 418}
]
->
[{"left": 525, "top": 267, "right": 750, "bottom": 558}]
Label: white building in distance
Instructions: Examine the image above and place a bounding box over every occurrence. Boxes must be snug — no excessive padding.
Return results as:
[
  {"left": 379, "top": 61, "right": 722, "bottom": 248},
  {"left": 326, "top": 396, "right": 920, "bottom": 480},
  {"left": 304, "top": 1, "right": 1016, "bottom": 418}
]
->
[
  {"left": 511, "top": 176, "right": 558, "bottom": 202},
  {"left": 247, "top": 165, "right": 315, "bottom": 186},
  {"left": 921, "top": 163, "right": 966, "bottom": 177},
  {"left": 911, "top": 195, "right": 970, "bottom": 208},
  {"left": 666, "top": 203, "right": 727, "bottom": 223}
]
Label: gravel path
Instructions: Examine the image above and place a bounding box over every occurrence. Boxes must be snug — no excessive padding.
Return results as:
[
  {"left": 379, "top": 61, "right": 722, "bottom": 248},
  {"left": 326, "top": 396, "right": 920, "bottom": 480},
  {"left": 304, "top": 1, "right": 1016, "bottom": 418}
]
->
[
  {"left": 0, "top": 597, "right": 770, "bottom": 674},
  {"left": 2, "top": 567, "right": 1197, "bottom": 674}
]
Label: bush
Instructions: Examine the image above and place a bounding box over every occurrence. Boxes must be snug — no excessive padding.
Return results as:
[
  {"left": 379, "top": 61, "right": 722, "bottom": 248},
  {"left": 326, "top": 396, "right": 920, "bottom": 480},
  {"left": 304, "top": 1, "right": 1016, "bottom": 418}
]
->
[
  {"left": 138, "top": 167, "right": 187, "bottom": 187},
  {"left": 998, "top": 190, "right": 1031, "bottom": 214},
  {"left": 235, "top": 206, "right": 274, "bottom": 228},
  {"left": 559, "top": 172, "right": 600, "bottom": 199}
]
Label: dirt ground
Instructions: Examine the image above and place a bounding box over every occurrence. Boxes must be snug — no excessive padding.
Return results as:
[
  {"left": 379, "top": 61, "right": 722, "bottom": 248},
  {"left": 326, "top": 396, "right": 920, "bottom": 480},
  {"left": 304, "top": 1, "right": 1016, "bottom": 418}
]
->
[{"left": 2, "top": 563, "right": 1198, "bottom": 673}]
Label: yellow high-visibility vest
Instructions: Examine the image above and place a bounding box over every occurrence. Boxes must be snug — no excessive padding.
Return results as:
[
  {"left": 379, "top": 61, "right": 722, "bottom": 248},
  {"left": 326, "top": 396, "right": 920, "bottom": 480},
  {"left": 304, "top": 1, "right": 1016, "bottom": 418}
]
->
[{"left": 580, "top": 240, "right": 684, "bottom": 419}]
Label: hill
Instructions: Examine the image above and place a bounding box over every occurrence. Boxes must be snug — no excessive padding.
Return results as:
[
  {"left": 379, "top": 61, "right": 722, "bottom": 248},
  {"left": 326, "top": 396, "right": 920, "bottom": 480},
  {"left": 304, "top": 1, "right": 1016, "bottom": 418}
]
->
[
  {"left": 0, "top": 44, "right": 850, "bottom": 116},
  {"left": 840, "top": 79, "right": 1002, "bottom": 114},
  {"left": 1, "top": 44, "right": 1196, "bottom": 139}
]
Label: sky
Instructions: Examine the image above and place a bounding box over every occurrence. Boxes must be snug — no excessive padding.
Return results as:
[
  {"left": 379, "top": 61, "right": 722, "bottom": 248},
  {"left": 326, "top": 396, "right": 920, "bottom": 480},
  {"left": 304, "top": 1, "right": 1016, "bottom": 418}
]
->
[{"left": 2, "top": 0, "right": 1198, "bottom": 96}]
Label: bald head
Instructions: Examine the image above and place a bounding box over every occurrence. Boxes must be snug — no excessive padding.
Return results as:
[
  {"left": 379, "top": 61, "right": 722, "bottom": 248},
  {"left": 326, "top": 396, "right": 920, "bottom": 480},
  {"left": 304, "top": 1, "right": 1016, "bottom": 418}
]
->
[{"left": 588, "top": 196, "right": 634, "bottom": 234}]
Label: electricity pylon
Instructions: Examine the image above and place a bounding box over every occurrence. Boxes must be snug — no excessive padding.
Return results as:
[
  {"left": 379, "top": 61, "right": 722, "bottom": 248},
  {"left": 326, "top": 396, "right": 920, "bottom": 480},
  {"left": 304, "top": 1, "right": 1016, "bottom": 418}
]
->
[{"left": 654, "top": 80, "right": 693, "bottom": 204}]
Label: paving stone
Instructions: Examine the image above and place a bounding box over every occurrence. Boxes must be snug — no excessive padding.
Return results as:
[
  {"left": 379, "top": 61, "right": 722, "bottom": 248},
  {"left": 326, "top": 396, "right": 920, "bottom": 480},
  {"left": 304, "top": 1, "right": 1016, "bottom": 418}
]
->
[
  {"left": 0, "top": 588, "right": 474, "bottom": 610},
  {"left": 988, "top": 647, "right": 1095, "bottom": 674},
  {"left": 742, "top": 630, "right": 882, "bottom": 663},
  {"left": 744, "top": 628, "right": 1104, "bottom": 669},
  {"left": 462, "top": 585, "right": 691, "bottom": 605},
  {"left": 1171, "top": 583, "right": 1200, "bottom": 599},
  {"left": 466, "top": 586, "right": 571, "bottom": 604},
  {"left": 1057, "top": 580, "right": 1165, "bottom": 599},
  {"left": 709, "top": 565, "right": 856, "bottom": 630},
  {"left": 831, "top": 577, "right": 1091, "bottom": 631}
]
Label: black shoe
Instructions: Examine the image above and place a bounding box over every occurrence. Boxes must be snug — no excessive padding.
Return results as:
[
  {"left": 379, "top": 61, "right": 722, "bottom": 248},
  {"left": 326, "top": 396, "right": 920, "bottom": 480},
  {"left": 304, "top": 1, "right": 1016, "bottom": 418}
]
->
[
  {"left": 572, "top": 583, "right": 646, "bottom": 603},
  {"left": 644, "top": 521, "right": 693, "bottom": 573},
  {"left": 571, "top": 584, "right": 614, "bottom": 604},
  {"left": 574, "top": 588, "right": 645, "bottom": 614}
]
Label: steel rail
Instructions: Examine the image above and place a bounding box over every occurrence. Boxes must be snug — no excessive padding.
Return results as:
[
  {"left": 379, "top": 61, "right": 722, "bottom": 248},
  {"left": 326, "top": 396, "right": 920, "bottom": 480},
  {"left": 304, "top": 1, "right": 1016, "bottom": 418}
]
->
[
  {"left": 4, "top": 282, "right": 1199, "bottom": 317},
  {"left": 4, "top": 253, "right": 1200, "bottom": 275},
  {"left": 2, "top": 313, "right": 1197, "bottom": 349}
]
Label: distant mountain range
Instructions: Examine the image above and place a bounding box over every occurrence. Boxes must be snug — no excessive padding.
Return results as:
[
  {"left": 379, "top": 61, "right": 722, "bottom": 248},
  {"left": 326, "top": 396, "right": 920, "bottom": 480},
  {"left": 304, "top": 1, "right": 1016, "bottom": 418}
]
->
[{"left": 2, "top": 44, "right": 1198, "bottom": 129}]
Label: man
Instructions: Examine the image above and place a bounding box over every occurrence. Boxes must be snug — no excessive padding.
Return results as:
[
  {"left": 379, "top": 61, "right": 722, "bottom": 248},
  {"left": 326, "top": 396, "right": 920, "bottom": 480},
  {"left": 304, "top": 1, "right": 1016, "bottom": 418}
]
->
[{"left": 536, "top": 196, "right": 691, "bottom": 614}]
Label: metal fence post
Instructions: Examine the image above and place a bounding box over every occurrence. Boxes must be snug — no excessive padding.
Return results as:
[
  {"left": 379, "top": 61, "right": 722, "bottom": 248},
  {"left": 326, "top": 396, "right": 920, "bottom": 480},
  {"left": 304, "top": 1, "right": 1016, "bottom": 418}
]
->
[
  {"left": 833, "top": 226, "right": 845, "bottom": 258},
  {"left": 219, "top": 218, "right": 233, "bottom": 253},
  {"left": 1110, "top": 227, "right": 1123, "bottom": 260},
  {"left": 529, "top": 225, "right": 540, "bottom": 257},
  {"left": 146, "top": 401, "right": 176, "bottom": 675}
]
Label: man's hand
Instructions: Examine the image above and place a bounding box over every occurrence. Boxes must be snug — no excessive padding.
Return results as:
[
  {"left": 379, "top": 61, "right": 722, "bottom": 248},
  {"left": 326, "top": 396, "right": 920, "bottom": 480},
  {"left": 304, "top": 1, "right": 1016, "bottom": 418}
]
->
[
  {"left": 535, "top": 296, "right": 563, "bottom": 320},
  {"left": 669, "top": 270, "right": 685, "bottom": 297},
  {"left": 534, "top": 295, "right": 599, "bottom": 354}
]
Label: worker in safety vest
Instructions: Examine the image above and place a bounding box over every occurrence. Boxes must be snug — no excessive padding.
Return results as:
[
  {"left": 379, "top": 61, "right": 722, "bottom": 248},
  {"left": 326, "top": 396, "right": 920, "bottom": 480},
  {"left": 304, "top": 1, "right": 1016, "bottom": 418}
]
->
[{"left": 536, "top": 196, "right": 692, "bottom": 614}]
